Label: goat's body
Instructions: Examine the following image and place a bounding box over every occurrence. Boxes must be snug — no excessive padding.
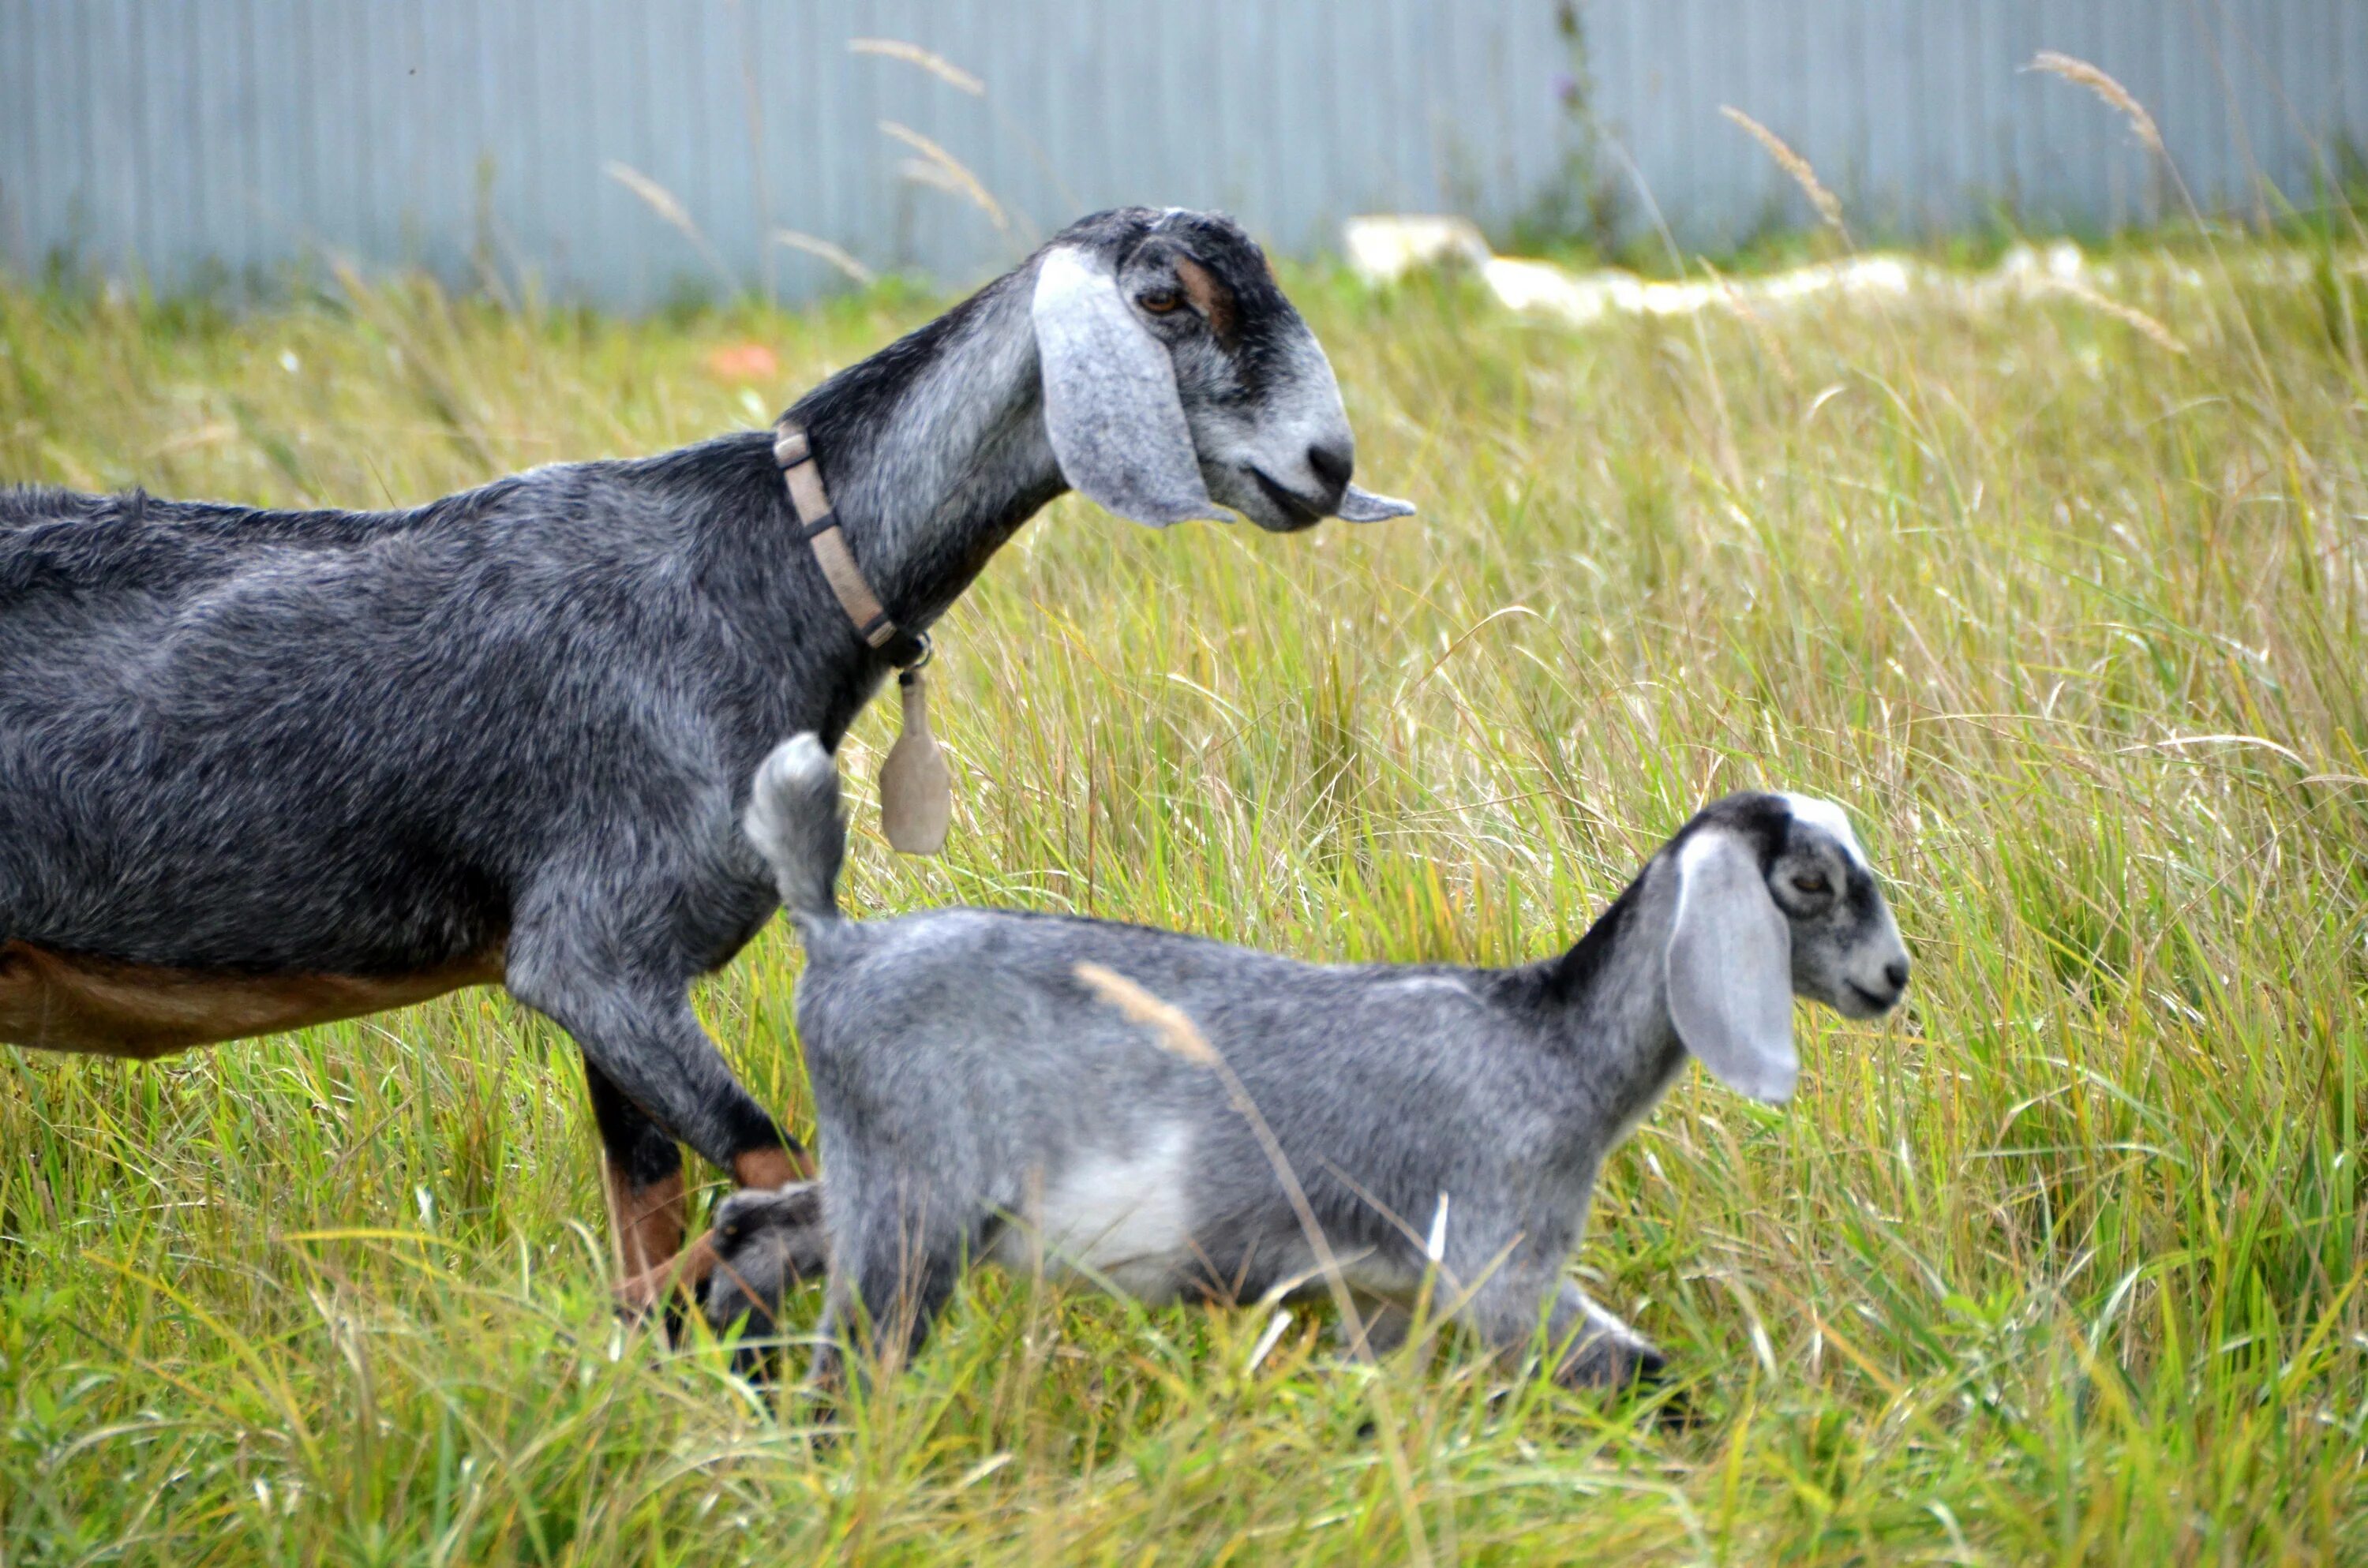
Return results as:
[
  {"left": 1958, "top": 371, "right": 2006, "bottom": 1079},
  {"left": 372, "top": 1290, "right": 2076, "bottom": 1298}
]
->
[
  {"left": 2, "top": 207, "right": 1406, "bottom": 1312},
  {"left": 774, "top": 896, "right": 1688, "bottom": 1387},
  {"left": 1, "top": 443, "right": 832, "bottom": 987},
  {"left": 0, "top": 940, "right": 503, "bottom": 1057},
  {"left": 798, "top": 908, "right": 1661, "bottom": 1308},
  {"left": 722, "top": 735, "right": 1908, "bottom": 1390}
]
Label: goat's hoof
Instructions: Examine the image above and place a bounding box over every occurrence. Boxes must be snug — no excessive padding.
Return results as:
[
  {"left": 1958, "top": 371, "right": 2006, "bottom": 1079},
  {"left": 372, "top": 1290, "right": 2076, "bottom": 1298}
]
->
[
  {"left": 613, "top": 1267, "right": 673, "bottom": 1319},
  {"left": 1597, "top": 1346, "right": 1703, "bottom": 1430},
  {"left": 613, "top": 1231, "right": 727, "bottom": 1342},
  {"left": 1552, "top": 1335, "right": 1669, "bottom": 1397},
  {"left": 611, "top": 1272, "right": 689, "bottom": 1345},
  {"left": 1644, "top": 1381, "right": 1703, "bottom": 1431},
  {"left": 702, "top": 1179, "right": 828, "bottom": 1362},
  {"left": 1614, "top": 1348, "right": 1707, "bottom": 1431},
  {"left": 1629, "top": 1343, "right": 1670, "bottom": 1387}
]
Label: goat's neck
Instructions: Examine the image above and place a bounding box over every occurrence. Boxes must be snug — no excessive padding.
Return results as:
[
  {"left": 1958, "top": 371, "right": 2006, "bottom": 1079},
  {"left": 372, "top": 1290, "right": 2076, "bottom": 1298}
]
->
[
  {"left": 1537, "top": 861, "right": 1690, "bottom": 1135},
  {"left": 792, "top": 272, "right": 1066, "bottom": 630}
]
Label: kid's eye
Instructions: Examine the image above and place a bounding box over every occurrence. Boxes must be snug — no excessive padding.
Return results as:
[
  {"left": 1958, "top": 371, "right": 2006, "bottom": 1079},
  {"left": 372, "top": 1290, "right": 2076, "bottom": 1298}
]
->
[
  {"left": 1792, "top": 872, "right": 1831, "bottom": 896},
  {"left": 1138, "top": 290, "right": 1182, "bottom": 314}
]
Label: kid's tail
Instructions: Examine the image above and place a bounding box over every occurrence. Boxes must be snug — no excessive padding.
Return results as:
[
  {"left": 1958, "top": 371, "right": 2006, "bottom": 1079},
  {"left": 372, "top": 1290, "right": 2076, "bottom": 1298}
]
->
[{"left": 744, "top": 734, "right": 845, "bottom": 931}]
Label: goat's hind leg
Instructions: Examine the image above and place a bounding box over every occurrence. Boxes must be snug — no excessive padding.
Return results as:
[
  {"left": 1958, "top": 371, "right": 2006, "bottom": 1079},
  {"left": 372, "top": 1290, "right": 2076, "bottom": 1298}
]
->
[
  {"left": 1467, "top": 1270, "right": 1665, "bottom": 1392},
  {"left": 1538, "top": 1280, "right": 1666, "bottom": 1391}
]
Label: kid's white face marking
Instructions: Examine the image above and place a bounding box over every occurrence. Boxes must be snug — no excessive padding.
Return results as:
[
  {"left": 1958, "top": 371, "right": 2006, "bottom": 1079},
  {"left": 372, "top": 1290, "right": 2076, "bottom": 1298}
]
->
[
  {"left": 1779, "top": 792, "right": 1867, "bottom": 867},
  {"left": 991, "top": 1123, "right": 1197, "bottom": 1302}
]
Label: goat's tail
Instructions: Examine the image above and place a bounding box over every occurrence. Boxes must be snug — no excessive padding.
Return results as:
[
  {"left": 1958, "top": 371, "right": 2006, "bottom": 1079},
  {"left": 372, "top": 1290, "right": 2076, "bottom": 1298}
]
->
[{"left": 745, "top": 734, "right": 845, "bottom": 932}]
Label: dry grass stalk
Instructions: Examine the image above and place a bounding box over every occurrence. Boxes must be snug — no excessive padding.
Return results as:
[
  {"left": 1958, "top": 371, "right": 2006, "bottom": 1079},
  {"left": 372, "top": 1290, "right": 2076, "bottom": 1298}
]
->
[
  {"left": 2049, "top": 277, "right": 2189, "bottom": 354},
  {"left": 603, "top": 162, "right": 733, "bottom": 286},
  {"left": 770, "top": 229, "right": 876, "bottom": 287},
  {"left": 2027, "top": 51, "right": 2164, "bottom": 155},
  {"left": 848, "top": 37, "right": 984, "bottom": 96},
  {"left": 602, "top": 162, "right": 694, "bottom": 234},
  {"left": 879, "top": 121, "right": 1010, "bottom": 234},
  {"left": 1072, "top": 963, "right": 1219, "bottom": 1065},
  {"left": 1721, "top": 107, "right": 1844, "bottom": 233}
]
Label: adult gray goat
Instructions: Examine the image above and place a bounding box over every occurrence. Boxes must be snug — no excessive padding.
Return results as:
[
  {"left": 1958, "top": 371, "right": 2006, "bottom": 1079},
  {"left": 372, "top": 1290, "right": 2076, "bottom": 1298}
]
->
[{"left": 0, "top": 208, "right": 1411, "bottom": 1306}]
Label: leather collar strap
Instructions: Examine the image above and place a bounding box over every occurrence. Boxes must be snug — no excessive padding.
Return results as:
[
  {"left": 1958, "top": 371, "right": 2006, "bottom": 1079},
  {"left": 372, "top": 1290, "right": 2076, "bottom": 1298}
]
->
[{"left": 774, "top": 417, "right": 928, "bottom": 668}]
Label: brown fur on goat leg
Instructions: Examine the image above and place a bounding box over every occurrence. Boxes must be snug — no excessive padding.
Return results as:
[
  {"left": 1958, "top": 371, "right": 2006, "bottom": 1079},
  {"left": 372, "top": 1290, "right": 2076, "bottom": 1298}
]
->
[
  {"left": 603, "top": 1163, "right": 688, "bottom": 1282},
  {"left": 612, "top": 1143, "right": 816, "bottom": 1315}
]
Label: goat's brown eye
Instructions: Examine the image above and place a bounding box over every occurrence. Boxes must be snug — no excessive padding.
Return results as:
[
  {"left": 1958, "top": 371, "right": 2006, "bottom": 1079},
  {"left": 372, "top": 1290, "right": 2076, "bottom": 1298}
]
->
[
  {"left": 1138, "top": 290, "right": 1182, "bottom": 314},
  {"left": 1792, "top": 872, "right": 1831, "bottom": 896}
]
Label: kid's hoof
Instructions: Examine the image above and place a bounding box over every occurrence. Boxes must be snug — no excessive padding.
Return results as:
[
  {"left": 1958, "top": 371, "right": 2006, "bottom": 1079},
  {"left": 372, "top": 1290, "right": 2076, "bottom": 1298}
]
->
[
  {"left": 1592, "top": 1344, "right": 1703, "bottom": 1429},
  {"left": 1645, "top": 1380, "right": 1703, "bottom": 1431},
  {"left": 1553, "top": 1332, "right": 1669, "bottom": 1395},
  {"left": 1631, "top": 1343, "right": 1670, "bottom": 1386}
]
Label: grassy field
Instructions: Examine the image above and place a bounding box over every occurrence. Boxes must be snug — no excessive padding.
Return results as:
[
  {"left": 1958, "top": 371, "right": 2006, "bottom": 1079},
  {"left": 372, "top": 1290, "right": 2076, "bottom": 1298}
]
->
[{"left": 4, "top": 223, "right": 2367, "bottom": 1564}]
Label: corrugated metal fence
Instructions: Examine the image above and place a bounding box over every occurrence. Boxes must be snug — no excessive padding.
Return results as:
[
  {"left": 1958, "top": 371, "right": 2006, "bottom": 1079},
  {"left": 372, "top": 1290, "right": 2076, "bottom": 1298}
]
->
[{"left": 2, "top": 1, "right": 2362, "bottom": 307}]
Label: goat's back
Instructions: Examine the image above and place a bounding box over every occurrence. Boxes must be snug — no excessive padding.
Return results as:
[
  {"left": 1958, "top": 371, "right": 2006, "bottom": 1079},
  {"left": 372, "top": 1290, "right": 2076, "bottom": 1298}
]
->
[
  {"left": 0, "top": 445, "right": 801, "bottom": 978},
  {"left": 792, "top": 906, "right": 1588, "bottom": 1295}
]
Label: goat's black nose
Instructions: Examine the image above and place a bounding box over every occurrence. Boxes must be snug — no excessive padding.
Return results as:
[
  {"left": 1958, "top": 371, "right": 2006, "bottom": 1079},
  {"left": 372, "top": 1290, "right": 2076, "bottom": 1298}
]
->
[
  {"left": 1884, "top": 956, "right": 1910, "bottom": 993},
  {"left": 1307, "top": 441, "right": 1354, "bottom": 493}
]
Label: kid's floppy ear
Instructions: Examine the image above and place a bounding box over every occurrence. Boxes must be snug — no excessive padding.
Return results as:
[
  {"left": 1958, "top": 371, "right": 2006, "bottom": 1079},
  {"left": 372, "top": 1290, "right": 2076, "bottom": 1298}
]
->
[
  {"left": 1664, "top": 830, "right": 1798, "bottom": 1103},
  {"left": 1032, "top": 245, "right": 1227, "bottom": 526}
]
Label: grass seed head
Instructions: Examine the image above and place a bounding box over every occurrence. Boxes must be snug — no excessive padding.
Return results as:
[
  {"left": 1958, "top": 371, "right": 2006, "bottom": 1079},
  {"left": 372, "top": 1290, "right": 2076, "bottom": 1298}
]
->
[
  {"left": 1722, "top": 107, "right": 1845, "bottom": 234},
  {"left": 2028, "top": 51, "right": 2164, "bottom": 155},
  {"left": 1073, "top": 962, "right": 1220, "bottom": 1066}
]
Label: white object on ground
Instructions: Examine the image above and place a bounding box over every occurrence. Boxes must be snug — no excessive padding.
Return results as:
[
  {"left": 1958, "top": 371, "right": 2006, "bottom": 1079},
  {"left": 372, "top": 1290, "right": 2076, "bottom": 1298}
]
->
[
  {"left": 1339, "top": 214, "right": 2273, "bottom": 330},
  {"left": 1342, "top": 214, "right": 1492, "bottom": 283}
]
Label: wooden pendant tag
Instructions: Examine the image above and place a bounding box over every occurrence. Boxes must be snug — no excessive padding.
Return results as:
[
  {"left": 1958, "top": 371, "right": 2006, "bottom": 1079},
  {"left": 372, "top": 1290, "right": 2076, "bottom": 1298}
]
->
[{"left": 879, "top": 669, "right": 951, "bottom": 855}]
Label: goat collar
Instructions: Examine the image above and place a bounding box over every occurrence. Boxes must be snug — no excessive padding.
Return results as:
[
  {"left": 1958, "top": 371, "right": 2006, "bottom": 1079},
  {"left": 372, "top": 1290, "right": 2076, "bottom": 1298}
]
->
[{"left": 773, "top": 417, "right": 930, "bottom": 669}]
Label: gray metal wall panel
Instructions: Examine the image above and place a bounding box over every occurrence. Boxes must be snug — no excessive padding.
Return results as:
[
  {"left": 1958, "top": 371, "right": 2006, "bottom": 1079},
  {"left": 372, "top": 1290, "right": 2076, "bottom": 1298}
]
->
[{"left": 1, "top": 0, "right": 2362, "bottom": 306}]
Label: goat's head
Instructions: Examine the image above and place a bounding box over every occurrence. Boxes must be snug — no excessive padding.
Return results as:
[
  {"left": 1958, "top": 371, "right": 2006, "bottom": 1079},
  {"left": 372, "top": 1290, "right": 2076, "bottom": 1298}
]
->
[
  {"left": 1031, "top": 208, "right": 1413, "bottom": 533},
  {"left": 1659, "top": 792, "right": 1910, "bottom": 1104}
]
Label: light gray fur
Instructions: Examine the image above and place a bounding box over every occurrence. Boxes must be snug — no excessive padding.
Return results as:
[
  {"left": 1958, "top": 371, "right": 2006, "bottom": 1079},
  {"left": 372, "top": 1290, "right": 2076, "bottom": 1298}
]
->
[
  {"left": 1032, "top": 246, "right": 1229, "bottom": 526},
  {"left": 710, "top": 738, "right": 1911, "bottom": 1392}
]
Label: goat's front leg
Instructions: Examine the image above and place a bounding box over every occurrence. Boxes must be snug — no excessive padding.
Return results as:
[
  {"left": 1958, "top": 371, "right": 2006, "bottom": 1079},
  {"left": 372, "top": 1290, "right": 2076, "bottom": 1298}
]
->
[
  {"left": 809, "top": 1166, "right": 969, "bottom": 1393},
  {"left": 583, "top": 1057, "right": 691, "bottom": 1285},
  {"left": 509, "top": 945, "right": 808, "bottom": 1315}
]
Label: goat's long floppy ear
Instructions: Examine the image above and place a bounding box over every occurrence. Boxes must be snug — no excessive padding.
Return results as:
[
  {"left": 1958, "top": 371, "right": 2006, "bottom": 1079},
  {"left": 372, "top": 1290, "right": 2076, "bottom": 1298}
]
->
[
  {"left": 1664, "top": 830, "right": 1798, "bottom": 1103},
  {"left": 1032, "top": 245, "right": 1227, "bottom": 526}
]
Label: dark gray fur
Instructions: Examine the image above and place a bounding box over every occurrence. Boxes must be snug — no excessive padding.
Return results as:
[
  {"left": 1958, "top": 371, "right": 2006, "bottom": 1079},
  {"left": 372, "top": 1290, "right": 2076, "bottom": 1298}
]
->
[
  {"left": 714, "top": 735, "right": 1910, "bottom": 1390},
  {"left": 0, "top": 208, "right": 1408, "bottom": 1203}
]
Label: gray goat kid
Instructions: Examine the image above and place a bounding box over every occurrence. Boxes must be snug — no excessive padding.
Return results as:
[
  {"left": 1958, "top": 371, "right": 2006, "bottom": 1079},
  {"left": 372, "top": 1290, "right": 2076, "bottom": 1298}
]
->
[
  {"left": 0, "top": 208, "right": 1409, "bottom": 1308},
  {"left": 709, "top": 735, "right": 1910, "bottom": 1390}
]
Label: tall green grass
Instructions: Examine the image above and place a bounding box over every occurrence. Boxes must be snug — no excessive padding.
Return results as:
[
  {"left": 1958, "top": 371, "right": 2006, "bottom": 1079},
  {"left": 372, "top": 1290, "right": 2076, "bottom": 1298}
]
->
[{"left": 2, "top": 237, "right": 2365, "bottom": 1562}]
